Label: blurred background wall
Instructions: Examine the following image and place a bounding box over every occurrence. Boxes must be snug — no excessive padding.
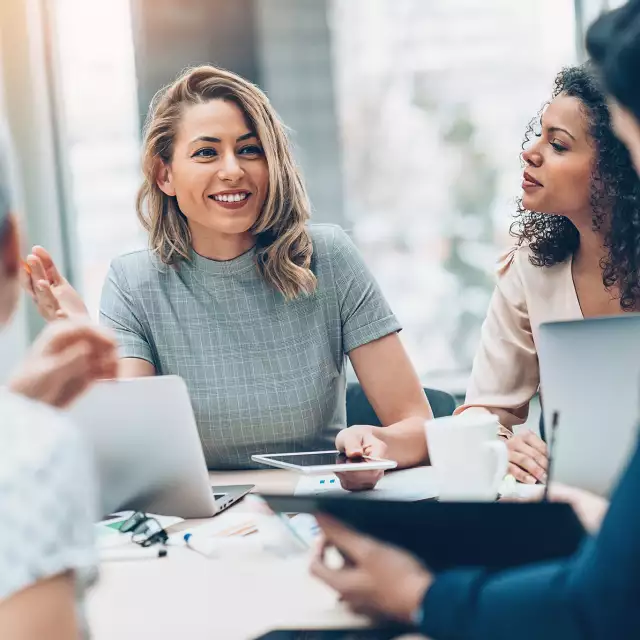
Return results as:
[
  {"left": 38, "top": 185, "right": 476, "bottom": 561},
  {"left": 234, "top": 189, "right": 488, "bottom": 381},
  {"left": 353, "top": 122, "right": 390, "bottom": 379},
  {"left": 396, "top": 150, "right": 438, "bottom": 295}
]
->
[{"left": 0, "top": 0, "right": 625, "bottom": 394}]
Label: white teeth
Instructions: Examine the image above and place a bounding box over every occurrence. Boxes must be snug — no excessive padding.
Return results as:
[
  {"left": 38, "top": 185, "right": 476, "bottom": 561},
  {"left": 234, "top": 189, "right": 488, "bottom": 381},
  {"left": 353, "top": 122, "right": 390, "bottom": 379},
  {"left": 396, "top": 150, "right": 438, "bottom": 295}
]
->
[{"left": 213, "top": 193, "right": 248, "bottom": 202}]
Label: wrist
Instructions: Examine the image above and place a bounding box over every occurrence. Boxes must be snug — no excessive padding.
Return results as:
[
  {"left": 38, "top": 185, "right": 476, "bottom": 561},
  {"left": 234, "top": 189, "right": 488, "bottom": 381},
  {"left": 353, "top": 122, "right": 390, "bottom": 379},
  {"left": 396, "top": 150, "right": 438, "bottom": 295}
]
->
[
  {"left": 7, "top": 373, "right": 36, "bottom": 402},
  {"left": 497, "top": 424, "right": 513, "bottom": 440},
  {"left": 401, "top": 570, "right": 432, "bottom": 625}
]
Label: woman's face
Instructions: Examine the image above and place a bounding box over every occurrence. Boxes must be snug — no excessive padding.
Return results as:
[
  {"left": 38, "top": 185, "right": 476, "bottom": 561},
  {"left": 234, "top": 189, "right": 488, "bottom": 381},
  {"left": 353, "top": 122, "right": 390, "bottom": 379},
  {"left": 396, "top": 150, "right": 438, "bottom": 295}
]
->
[
  {"left": 157, "top": 98, "right": 269, "bottom": 241},
  {"left": 610, "top": 101, "right": 640, "bottom": 179},
  {"left": 521, "top": 94, "right": 596, "bottom": 223}
]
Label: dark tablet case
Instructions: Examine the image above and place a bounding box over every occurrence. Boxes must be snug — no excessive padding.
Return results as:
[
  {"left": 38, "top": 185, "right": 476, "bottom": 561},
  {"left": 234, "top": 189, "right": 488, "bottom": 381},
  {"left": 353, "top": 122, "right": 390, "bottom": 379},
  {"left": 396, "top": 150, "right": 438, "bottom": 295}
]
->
[{"left": 260, "top": 494, "right": 587, "bottom": 571}]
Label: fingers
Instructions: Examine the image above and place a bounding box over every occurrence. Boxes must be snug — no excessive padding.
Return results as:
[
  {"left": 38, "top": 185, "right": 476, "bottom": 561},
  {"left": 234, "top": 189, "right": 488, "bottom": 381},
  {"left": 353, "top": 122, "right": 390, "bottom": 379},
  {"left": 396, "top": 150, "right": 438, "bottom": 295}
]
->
[
  {"left": 508, "top": 446, "right": 547, "bottom": 482},
  {"left": 336, "top": 428, "right": 365, "bottom": 458},
  {"left": 310, "top": 556, "right": 360, "bottom": 594},
  {"left": 313, "top": 535, "right": 329, "bottom": 563},
  {"left": 32, "top": 322, "right": 119, "bottom": 387},
  {"left": 335, "top": 470, "right": 384, "bottom": 492},
  {"left": 94, "top": 354, "right": 119, "bottom": 380},
  {"left": 47, "top": 340, "right": 118, "bottom": 407},
  {"left": 39, "top": 341, "right": 94, "bottom": 408},
  {"left": 44, "top": 321, "right": 116, "bottom": 355},
  {"left": 19, "top": 261, "right": 35, "bottom": 297},
  {"left": 507, "top": 462, "right": 538, "bottom": 485},
  {"left": 519, "top": 430, "right": 547, "bottom": 457},
  {"left": 507, "top": 432, "right": 548, "bottom": 484},
  {"left": 315, "top": 514, "right": 374, "bottom": 563},
  {"left": 32, "top": 246, "right": 63, "bottom": 285},
  {"left": 361, "top": 435, "right": 388, "bottom": 460},
  {"left": 26, "top": 254, "right": 48, "bottom": 287},
  {"left": 33, "top": 280, "right": 62, "bottom": 321}
]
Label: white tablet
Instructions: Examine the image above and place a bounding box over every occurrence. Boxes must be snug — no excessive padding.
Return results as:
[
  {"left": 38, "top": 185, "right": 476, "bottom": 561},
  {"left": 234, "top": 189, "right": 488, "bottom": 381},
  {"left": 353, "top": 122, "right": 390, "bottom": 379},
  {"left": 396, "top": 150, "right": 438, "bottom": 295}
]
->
[{"left": 251, "top": 450, "right": 398, "bottom": 474}]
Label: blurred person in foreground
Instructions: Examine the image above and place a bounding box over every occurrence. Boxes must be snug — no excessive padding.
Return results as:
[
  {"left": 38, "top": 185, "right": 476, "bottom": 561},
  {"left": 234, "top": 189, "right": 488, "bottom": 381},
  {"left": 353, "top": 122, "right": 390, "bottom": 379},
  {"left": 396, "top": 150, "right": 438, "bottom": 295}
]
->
[
  {"left": 312, "top": 4, "right": 640, "bottom": 638},
  {"left": 0, "top": 130, "right": 118, "bottom": 638}
]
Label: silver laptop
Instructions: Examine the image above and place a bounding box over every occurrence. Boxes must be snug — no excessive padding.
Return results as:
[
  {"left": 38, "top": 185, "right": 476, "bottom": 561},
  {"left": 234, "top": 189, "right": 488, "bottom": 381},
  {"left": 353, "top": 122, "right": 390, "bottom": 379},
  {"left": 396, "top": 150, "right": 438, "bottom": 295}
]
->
[
  {"left": 538, "top": 315, "right": 640, "bottom": 496},
  {"left": 66, "top": 376, "right": 253, "bottom": 518}
]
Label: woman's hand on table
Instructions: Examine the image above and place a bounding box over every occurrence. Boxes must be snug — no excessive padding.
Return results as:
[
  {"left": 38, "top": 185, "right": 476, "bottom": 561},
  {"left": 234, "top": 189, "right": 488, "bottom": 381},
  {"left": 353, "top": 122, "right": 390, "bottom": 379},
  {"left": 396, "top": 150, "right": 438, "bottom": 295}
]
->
[
  {"left": 503, "top": 429, "right": 548, "bottom": 485},
  {"left": 334, "top": 425, "right": 389, "bottom": 491}
]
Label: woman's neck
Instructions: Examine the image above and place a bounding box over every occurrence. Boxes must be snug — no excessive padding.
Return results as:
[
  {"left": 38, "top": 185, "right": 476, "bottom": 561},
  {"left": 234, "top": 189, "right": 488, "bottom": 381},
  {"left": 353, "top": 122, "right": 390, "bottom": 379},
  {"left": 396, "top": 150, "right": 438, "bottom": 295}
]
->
[
  {"left": 572, "top": 221, "right": 608, "bottom": 275},
  {"left": 190, "top": 225, "right": 255, "bottom": 261}
]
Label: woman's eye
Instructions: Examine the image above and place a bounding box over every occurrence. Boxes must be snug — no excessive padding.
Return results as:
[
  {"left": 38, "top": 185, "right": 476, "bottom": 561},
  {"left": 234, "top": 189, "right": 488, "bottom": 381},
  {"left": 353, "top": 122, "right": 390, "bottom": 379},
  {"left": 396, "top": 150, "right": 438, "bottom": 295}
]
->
[
  {"left": 239, "top": 145, "right": 263, "bottom": 156},
  {"left": 551, "top": 141, "right": 567, "bottom": 152},
  {"left": 193, "top": 148, "right": 217, "bottom": 158}
]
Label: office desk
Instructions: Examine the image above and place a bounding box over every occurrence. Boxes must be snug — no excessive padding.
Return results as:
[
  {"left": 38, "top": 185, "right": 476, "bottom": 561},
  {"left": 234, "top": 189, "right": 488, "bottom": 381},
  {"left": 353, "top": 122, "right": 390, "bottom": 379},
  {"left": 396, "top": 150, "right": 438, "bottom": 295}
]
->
[{"left": 87, "top": 469, "right": 376, "bottom": 640}]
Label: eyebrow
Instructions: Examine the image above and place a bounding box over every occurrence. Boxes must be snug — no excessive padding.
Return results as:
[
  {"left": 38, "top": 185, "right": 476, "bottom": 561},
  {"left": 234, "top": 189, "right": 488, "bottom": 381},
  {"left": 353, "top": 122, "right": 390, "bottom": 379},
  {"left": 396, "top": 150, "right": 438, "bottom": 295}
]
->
[
  {"left": 546, "top": 126, "right": 576, "bottom": 141},
  {"left": 190, "top": 132, "right": 257, "bottom": 144}
]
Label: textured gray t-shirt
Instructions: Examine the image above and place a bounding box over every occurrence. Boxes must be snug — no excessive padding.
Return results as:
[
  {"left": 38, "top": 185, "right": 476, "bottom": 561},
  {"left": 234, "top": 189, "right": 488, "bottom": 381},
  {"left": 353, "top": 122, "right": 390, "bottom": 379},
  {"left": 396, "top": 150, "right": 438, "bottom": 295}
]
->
[{"left": 99, "top": 224, "right": 400, "bottom": 469}]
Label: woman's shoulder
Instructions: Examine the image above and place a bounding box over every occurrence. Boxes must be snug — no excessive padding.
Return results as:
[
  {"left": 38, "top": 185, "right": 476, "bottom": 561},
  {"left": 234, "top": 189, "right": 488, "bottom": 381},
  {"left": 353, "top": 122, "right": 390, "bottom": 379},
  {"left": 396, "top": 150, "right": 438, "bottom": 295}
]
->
[
  {"left": 496, "top": 244, "right": 535, "bottom": 277},
  {"left": 308, "top": 223, "right": 349, "bottom": 250},
  {"left": 108, "top": 248, "right": 172, "bottom": 291},
  {"left": 495, "top": 243, "right": 573, "bottom": 310},
  {"left": 497, "top": 244, "right": 571, "bottom": 282},
  {"left": 307, "top": 224, "right": 360, "bottom": 263}
]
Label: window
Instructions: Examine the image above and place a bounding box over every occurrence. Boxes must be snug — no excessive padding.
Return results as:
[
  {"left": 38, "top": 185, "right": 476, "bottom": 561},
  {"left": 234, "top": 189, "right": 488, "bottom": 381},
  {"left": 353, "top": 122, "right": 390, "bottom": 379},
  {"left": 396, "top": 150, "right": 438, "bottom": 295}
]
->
[
  {"left": 330, "top": 0, "right": 577, "bottom": 388},
  {"left": 49, "top": 0, "right": 581, "bottom": 390},
  {"left": 52, "top": 0, "right": 142, "bottom": 317}
]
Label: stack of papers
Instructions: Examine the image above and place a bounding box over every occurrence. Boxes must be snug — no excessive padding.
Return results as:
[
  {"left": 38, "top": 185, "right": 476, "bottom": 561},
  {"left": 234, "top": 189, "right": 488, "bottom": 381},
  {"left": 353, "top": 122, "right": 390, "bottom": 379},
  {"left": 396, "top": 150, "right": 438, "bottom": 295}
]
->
[{"left": 175, "top": 510, "right": 258, "bottom": 544}]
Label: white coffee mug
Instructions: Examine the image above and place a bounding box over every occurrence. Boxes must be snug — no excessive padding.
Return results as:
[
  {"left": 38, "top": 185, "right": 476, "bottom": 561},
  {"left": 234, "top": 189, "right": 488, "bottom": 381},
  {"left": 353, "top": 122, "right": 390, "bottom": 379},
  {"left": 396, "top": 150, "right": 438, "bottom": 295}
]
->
[{"left": 425, "top": 413, "right": 508, "bottom": 501}]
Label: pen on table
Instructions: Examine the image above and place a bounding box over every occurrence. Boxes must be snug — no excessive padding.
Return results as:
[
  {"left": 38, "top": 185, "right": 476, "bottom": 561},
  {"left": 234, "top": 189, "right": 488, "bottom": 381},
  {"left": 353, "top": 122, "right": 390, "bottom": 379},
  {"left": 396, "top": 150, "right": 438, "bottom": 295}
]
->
[
  {"left": 183, "top": 533, "right": 217, "bottom": 557},
  {"left": 100, "top": 546, "right": 168, "bottom": 562}
]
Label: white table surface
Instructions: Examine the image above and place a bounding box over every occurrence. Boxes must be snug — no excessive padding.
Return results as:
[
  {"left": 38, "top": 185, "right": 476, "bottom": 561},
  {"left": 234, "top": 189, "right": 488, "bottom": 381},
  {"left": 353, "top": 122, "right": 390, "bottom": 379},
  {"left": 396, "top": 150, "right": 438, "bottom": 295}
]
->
[{"left": 87, "top": 469, "right": 421, "bottom": 640}]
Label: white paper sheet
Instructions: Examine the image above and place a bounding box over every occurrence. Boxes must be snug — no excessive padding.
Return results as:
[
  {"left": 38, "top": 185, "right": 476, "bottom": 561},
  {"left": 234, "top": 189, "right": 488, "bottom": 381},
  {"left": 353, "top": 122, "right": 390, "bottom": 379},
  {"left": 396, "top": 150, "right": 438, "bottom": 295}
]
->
[{"left": 294, "top": 466, "right": 439, "bottom": 501}]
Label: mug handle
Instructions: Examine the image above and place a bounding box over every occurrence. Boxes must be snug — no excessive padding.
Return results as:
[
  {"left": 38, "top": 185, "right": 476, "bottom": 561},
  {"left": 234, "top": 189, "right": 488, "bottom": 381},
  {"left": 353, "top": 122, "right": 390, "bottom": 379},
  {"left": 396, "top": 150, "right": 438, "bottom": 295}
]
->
[{"left": 483, "top": 440, "right": 509, "bottom": 496}]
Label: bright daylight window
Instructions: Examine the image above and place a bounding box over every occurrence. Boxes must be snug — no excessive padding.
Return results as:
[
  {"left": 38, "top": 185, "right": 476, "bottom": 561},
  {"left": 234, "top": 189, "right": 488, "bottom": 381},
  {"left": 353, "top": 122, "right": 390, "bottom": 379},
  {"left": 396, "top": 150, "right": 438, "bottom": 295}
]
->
[
  {"left": 330, "top": 0, "right": 576, "bottom": 389},
  {"left": 51, "top": 0, "right": 576, "bottom": 391},
  {"left": 52, "top": 0, "right": 143, "bottom": 318}
]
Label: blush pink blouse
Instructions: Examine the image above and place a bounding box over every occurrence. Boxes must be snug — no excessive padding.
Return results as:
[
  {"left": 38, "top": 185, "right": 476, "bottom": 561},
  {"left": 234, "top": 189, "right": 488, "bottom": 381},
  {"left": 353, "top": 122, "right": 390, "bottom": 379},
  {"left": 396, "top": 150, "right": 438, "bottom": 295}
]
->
[{"left": 455, "top": 245, "right": 583, "bottom": 429}]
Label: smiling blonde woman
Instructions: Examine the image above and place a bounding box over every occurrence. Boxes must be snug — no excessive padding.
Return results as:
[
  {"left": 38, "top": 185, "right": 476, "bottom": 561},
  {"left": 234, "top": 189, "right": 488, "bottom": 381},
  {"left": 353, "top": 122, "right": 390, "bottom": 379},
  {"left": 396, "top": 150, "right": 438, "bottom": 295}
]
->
[{"left": 23, "top": 65, "right": 432, "bottom": 482}]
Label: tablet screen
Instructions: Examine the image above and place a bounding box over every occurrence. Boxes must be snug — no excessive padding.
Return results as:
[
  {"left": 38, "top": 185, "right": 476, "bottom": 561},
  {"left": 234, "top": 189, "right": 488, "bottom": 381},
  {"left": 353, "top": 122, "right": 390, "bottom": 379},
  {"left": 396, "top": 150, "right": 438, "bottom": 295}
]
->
[{"left": 265, "top": 452, "right": 367, "bottom": 467}]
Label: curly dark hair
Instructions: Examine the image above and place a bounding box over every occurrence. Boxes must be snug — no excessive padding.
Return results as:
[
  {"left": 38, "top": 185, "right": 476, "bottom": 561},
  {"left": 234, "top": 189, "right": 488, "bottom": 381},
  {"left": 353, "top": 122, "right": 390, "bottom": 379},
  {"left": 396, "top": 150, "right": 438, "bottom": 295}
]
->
[{"left": 510, "top": 64, "right": 640, "bottom": 310}]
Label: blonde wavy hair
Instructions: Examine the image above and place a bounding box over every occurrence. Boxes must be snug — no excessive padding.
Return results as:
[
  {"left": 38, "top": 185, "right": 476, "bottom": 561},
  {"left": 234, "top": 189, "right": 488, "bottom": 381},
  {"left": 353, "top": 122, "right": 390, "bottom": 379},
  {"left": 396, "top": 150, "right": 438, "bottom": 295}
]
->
[{"left": 136, "top": 65, "right": 316, "bottom": 300}]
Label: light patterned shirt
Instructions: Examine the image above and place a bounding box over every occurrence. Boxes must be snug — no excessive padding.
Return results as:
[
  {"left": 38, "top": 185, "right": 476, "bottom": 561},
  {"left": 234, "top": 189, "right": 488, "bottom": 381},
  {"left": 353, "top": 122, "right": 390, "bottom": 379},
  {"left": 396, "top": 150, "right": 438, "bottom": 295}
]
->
[
  {"left": 99, "top": 224, "right": 401, "bottom": 469},
  {"left": 0, "top": 389, "right": 98, "bottom": 637}
]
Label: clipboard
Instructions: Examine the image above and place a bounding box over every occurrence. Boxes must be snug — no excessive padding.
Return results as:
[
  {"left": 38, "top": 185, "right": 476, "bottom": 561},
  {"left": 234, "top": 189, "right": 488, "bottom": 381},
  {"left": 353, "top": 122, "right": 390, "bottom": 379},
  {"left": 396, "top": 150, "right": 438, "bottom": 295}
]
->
[{"left": 260, "top": 494, "right": 587, "bottom": 571}]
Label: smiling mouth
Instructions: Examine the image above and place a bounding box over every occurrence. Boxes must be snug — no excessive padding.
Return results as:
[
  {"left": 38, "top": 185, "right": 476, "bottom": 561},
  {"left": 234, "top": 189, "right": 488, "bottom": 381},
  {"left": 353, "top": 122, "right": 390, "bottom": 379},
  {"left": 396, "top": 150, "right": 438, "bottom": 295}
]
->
[
  {"left": 208, "top": 191, "right": 252, "bottom": 210},
  {"left": 210, "top": 192, "right": 250, "bottom": 203}
]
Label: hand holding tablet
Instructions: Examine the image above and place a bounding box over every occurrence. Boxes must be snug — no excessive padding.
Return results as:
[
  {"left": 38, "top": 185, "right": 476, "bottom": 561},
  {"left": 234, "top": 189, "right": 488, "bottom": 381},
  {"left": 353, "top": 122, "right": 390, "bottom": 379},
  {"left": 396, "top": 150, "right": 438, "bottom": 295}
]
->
[{"left": 251, "top": 450, "right": 397, "bottom": 474}]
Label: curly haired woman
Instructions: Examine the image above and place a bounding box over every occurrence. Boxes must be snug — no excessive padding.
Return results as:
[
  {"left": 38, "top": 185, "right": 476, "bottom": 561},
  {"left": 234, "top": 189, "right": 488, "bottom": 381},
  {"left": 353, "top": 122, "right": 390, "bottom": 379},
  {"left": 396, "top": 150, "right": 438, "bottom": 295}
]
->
[{"left": 455, "top": 64, "right": 640, "bottom": 483}]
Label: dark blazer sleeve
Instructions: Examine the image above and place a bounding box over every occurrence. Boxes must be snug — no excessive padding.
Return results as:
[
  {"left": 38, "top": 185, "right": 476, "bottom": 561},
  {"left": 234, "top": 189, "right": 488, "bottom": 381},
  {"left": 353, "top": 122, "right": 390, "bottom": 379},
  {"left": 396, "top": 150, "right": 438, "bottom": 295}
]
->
[{"left": 420, "top": 438, "right": 640, "bottom": 640}]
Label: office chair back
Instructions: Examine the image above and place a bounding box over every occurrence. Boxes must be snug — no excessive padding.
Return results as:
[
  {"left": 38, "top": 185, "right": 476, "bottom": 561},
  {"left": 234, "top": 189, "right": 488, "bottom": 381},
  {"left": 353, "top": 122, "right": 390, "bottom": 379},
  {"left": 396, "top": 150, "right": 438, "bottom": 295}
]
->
[{"left": 346, "top": 382, "right": 456, "bottom": 427}]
